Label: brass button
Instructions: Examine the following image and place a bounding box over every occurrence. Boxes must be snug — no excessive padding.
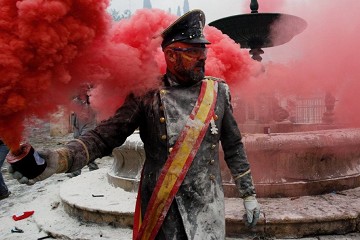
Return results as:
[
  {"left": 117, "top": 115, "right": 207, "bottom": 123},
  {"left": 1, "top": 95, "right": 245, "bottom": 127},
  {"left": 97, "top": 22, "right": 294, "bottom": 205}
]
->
[
  {"left": 213, "top": 114, "right": 218, "bottom": 120},
  {"left": 161, "top": 135, "right": 167, "bottom": 140},
  {"left": 209, "top": 174, "right": 215, "bottom": 181},
  {"left": 209, "top": 159, "right": 215, "bottom": 165},
  {"left": 160, "top": 117, "right": 165, "bottom": 123},
  {"left": 160, "top": 89, "right": 166, "bottom": 95},
  {"left": 159, "top": 105, "right": 164, "bottom": 111},
  {"left": 169, "top": 147, "right": 173, "bottom": 153},
  {"left": 211, "top": 144, "right": 216, "bottom": 149}
]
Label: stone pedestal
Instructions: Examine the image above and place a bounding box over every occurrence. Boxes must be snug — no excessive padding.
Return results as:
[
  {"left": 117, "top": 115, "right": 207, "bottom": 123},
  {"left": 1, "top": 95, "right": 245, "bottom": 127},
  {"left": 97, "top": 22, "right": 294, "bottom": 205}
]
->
[{"left": 107, "top": 131, "right": 144, "bottom": 192}]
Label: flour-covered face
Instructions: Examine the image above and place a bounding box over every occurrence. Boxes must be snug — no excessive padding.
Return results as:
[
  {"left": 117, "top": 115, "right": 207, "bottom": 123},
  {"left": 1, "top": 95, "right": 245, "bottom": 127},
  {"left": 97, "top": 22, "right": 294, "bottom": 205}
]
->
[{"left": 164, "top": 42, "right": 207, "bottom": 86}]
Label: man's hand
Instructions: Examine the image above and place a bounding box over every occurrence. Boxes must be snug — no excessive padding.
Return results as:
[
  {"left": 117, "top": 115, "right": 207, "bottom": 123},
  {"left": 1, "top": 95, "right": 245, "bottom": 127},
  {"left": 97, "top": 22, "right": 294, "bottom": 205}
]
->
[
  {"left": 8, "top": 148, "right": 69, "bottom": 185},
  {"left": 243, "top": 195, "right": 260, "bottom": 227}
]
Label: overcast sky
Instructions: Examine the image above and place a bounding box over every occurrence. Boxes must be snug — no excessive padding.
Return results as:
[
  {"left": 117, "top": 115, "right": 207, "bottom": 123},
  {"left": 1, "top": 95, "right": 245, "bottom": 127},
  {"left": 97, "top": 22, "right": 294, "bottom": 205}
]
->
[
  {"left": 108, "top": 0, "right": 310, "bottom": 23},
  {"left": 109, "top": 0, "right": 248, "bottom": 23}
]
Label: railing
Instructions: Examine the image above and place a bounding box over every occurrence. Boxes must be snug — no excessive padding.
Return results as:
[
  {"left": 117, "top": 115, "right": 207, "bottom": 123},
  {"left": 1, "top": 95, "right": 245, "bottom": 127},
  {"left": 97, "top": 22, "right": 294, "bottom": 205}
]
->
[
  {"left": 295, "top": 96, "right": 326, "bottom": 124},
  {"left": 233, "top": 93, "right": 330, "bottom": 124}
]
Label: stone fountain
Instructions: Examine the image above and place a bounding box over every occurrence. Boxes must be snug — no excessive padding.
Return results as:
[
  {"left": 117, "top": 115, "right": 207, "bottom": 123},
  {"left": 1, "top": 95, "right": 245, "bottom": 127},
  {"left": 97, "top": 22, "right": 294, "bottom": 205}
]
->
[
  {"left": 206, "top": 0, "right": 360, "bottom": 198},
  {"left": 108, "top": 0, "right": 360, "bottom": 199}
]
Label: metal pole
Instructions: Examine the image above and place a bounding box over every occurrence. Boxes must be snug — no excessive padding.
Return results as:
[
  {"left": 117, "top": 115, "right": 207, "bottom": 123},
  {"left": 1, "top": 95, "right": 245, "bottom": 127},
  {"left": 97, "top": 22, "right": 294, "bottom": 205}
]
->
[{"left": 250, "top": 0, "right": 259, "bottom": 13}]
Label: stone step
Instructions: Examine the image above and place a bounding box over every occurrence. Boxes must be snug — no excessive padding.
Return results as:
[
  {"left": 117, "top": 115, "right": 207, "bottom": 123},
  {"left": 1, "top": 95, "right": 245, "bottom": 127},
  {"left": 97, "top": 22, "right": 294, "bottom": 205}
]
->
[{"left": 54, "top": 169, "right": 360, "bottom": 238}]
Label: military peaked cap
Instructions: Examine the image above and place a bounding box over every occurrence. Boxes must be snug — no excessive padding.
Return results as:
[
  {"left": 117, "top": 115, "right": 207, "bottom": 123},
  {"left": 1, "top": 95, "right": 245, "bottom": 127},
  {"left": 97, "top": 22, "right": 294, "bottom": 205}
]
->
[{"left": 161, "top": 9, "right": 210, "bottom": 48}]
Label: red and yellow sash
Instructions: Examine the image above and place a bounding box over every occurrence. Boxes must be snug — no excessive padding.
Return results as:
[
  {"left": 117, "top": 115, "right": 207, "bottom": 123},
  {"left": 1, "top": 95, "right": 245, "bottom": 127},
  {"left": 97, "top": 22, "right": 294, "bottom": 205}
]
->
[{"left": 133, "top": 79, "right": 218, "bottom": 240}]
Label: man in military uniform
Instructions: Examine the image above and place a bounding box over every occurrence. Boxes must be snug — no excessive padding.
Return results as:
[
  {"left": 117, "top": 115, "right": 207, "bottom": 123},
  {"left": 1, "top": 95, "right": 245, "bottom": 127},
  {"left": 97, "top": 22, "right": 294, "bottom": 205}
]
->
[{"left": 9, "top": 9, "right": 260, "bottom": 240}]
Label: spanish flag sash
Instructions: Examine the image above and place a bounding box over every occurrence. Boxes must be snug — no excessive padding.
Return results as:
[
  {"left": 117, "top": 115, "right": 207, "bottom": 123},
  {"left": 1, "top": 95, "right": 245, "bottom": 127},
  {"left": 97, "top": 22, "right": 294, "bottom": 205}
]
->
[{"left": 133, "top": 79, "right": 218, "bottom": 240}]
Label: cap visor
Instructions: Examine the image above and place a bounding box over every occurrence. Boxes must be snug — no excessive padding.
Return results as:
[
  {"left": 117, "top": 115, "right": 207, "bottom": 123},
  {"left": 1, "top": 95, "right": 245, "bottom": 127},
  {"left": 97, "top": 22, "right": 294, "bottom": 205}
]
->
[{"left": 181, "top": 37, "right": 211, "bottom": 45}]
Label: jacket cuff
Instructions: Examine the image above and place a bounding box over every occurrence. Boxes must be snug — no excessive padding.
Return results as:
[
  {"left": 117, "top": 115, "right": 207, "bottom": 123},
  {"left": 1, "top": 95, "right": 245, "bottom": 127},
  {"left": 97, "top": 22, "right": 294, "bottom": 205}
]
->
[
  {"left": 65, "top": 140, "right": 91, "bottom": 173},
  {"left": 234, "top": 171, "right": 256, "bottom": 198},
  {"left": 55, "top": 147, "right": 70, "bottom": 173}
]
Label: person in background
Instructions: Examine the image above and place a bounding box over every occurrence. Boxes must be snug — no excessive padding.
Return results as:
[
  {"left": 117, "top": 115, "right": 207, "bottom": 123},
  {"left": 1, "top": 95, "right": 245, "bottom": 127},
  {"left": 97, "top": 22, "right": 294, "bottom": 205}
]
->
[
  {"left": 9, "top": 9, "right": 260, "bottom": 239},
  {"left": 0, "top": 139, "right": 10, "bottom": 200},
  {"left": 67, "top": 84, "right": 99, "bottom": 177}
]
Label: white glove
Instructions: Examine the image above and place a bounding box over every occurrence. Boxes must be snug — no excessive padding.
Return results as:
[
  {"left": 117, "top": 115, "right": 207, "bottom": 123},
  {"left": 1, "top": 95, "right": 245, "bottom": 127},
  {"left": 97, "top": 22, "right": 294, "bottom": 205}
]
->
[
  {"left": 8, "top": 148, "right": 69, "bottom": 185},
  {"left": 243, "top": 195, "right": 260, "bottom": 227}
]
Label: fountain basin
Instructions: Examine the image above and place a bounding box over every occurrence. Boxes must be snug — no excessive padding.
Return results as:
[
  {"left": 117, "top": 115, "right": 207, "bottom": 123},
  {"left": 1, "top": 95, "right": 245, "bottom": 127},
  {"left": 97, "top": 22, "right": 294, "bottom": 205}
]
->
[
  {"left": 223, "top": 128, "right": 360, "bottom": 197},
  {"left": 108, "top": 128, "right": 360, "bottom": 198}
]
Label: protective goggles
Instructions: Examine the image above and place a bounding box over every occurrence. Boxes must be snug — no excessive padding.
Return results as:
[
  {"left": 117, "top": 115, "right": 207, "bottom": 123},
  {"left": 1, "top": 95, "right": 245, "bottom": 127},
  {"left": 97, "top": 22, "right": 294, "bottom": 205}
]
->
[{"left": 170, "top": 47, "right": 208, "bottom": 58}]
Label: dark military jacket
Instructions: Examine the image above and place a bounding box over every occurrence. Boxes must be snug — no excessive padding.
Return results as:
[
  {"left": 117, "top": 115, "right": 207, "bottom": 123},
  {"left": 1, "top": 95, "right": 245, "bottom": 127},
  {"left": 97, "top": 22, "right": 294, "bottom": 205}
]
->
[{"left": 67, "top": 75, "right": 256, "bottom": 239}]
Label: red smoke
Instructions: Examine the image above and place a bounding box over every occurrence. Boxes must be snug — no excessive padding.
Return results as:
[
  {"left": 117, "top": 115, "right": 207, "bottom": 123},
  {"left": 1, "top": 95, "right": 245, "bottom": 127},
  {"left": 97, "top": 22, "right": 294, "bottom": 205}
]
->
[
  {"left": 0, "top": 0, "right": 111, "bottom": 150},
  {"left": 72, "top": 8, "right": 259, "bottom": 120},
  {"left": 238, "top": 0, "right": 360, "bottom": 127},
  {"left": 78, "top": 9, "right": 177, "bottom": 120},
  {"left": 205, "top": 27, "right": 259, "bottom": 87},
  {"left": 5, "top": 0, "right": 359, "bottom": 153},
  {"left": 288, "top": 0, "right": 360, "bottom": 127},
  {"left": 0, "top": 3, "right": 258, "bottom": 151}
]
